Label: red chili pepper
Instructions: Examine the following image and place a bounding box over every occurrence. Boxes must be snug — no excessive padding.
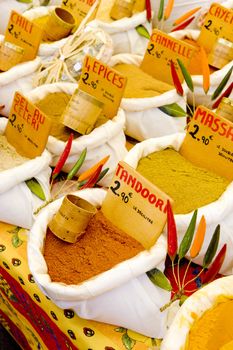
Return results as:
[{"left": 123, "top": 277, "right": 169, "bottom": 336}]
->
[
  {"left": 212, "top": 82, "right": 233, "bottom": 109},
  {"left": 171, "top": 15, "right": 195, "bottom": 32},
  {"left": 80, "top": 164, "right": 103, "bottom": 190},
  {"left": 167, "top": 200, "right": 178, "bottom": 260},
  {"left": 202, "top": 244, "right": 227, "bottom": 284},
  {"left": 52, "top": 133, "right": 73, "bottom": 179},
  {"left": 146, "top": 0, "right": 152, "bottom": 22},
  {"left": 170, "top": 60, "right": 184, "bottom": 96}
]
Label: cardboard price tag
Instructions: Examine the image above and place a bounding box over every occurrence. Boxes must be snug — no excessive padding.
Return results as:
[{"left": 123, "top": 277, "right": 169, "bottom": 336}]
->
[
  {"left": 101, "top": 161, "right": 172, "bottom": 249},
  {"left": 62, "top": 0, "right": 96, "bottom": 27},
  {"left": 5, "top": 92, "right": 51, "bottom": 158},
  {"left": 180, "top": 106, "right": 233, "bottom": 181},
  {"left": 4, "top": 11, "right": 43, "bottom": 62},
  {"left": 198, "top": 3, "right": 233, "bottom": 54},
  {"left": 140, "top": 29, "right": 197, "bottom": 85},
  {"left": 78, "top": 55, "right": 127, "bottom": 119}
]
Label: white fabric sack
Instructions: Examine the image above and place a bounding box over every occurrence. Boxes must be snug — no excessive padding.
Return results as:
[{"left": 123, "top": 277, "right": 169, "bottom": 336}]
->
[
  {"left": 151, "top": 0, "right": 225, "bottom": 33},
  {"left": 0, "top": 118, "right": 52, "bottom": 229},
  {"left": 87, "top": 10, "right": 152, "bottom": 55},
  {"left": 28, "top": 188, "right": 171, "bottom": 337},
  {"left": 109, "top": 54, "right": 187, "bottom": 141},
  {"left": 123, "top": 133, "right": 233, "bottom": 275},
  {"left": 170, "top": 29, "right": 233, "bottom": 107},
  {"left": 25, "top": 82, "right": 128, "bottom": 186},
  {"left": 23, "top": 6, "right": 70, "bottom": 60},
  {"left": 0, "top": 38, "right": 41, "bottom": 117}
]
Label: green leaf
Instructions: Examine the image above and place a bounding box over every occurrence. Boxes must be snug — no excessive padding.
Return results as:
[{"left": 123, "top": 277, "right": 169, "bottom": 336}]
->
[
  {"left": 16, "top": 0, "right": 32, "bottom": 3},
  {"left": 179, "top": 295, "right": 188, "bottom": 306},
  {"left": 203, "top": 224, "right": 220, "bottom": 268},
  {"left": 158, "top": 0, "right": 164, "bottom": 21},
  {"left": 135, "top": 25, "right": 150, "bottom": 39},
  {"left": 115, "top": 327, "right": 126, "bottom": 333},
  {"left": 159, "top": 103, "right": 186, "bottom": 117},
  {"left": 178, "top": 210, "right": 197, "bottom": 259},
  {"left": 12, "top": 234, "right": 23, "bottom": 248},
  {"left": 146, "top": 268, "right": 172, "bottom": 291},
  {"left": 122, "top": 333, "right": 136, "bottom": 350},
  {"left": 177, "top": 59, "right": 194, "bottom": 92},
  {"left": 25, "top": 178, "right": 46, "bottom": 201},
  {"left": 211, "top": 65, "right": 233, "bottom": 100}
]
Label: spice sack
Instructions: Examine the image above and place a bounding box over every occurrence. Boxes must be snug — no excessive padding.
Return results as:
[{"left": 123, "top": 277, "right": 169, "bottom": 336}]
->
[
  {"left": 124, "top": 133, "right": 233, "bottom": 275},
  {"left": 0, "top": 38, "right": 41, "bottom": 117},
  {"left": 28, "top": 188, "right": 173, "bottom": 338},
  {"left": 87, "top": 10, "right": 152, "bottom": 55},
  {"left": 170, "top": 29, "right": 233, "bottom": 107},
  {"left": 0, "top": 118, "right": 52, "bottom": 229},
  {"left": 108, "top": 54, "right": 187, "bottom": 141},
  {"left": 25, "top": 82, "right": 128, "bottom": 187}
]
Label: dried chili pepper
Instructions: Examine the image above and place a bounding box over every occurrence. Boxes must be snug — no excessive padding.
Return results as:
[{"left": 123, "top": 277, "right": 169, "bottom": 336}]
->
[
  {"left": 202, "top": 244, "right": 227, "bottom": 284},
  {"left": 170, "top": 60, "right": 183, "bottom": 96},
  {"left": 200, "top": 46, "right": 210, "bottom": 94},
  {"left": 167, "top": 200, "right": 177, "bottom": 260},
  {"left": 203, "top": 224, "right": 220, "bottom": 268},
  {"left": 190, "top": 215, "right": 206, "bottom": 259},
  {"left": 171, "top": 15, "right": 195, "bottom": 32},
  {"left": 177, "top": 58, "right": 194, "bottom": 92},
  {"left": 78, "top": 155, "right": 110, "bottom": 182},
  {"left": 164, "top": 0, "right": 174, "bottom": 20},
  {"left": 67, "top": 148, "right": 87, "bottom": 180},
  {"left": 173, "top": 7, "right": 201, "bottom": 26},
  {"left": 211, "top": 65, "right": 233, "bottom": 100},
  {"left": 212, "top": 82, "right": 233, "bottom": 109},
  {"left": 146, "top": 0, "right": 152, "bottom": 22},
  {"left": 52, "top": 133, "right": 73, "bottom": 179},
  {"left": 158, "top": 0, "right": 164, "bottom": 21},
  {"left": 80, "top": 165, "right": 103, "bottom": 190}
]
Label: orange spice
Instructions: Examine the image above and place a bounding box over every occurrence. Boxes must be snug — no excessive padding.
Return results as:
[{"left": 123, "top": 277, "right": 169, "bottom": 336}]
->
[
  {"left": 182, "top": 38, "right": 216, "bottom": 75},
  {"left": 44, "top": 210, "right": 144, "bottom": 285}
]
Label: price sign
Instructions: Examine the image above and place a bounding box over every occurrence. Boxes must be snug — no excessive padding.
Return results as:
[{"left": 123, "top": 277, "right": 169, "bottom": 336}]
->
[
  {"left": 180, "top": 106, "right": 233, "bottom": 181},
  {"left": 101, "top": 162, "right": 172, "bottom": 249},
  {"left": 140, "top": 29, "right": 198, "bottom": 85},
  {"left": 4, "top": 11, "right": 43, "bottom": 62},
  {"left": 5, "top": 92, "right": 51, "bottom": 158},
  {"left": 78, "top": 55, "right": 127, "bottom": 119},
  {"left": 62, "top": 0, "right": 96, "bottom": 27},
  {"left": 198, "top": 3, "right": 233, "bottom": 54}
]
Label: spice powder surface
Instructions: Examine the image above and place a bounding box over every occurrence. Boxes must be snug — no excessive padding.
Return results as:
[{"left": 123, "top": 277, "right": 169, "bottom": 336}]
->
[{"left": 44, "top": 211, "right": 144, "bottom": 285}]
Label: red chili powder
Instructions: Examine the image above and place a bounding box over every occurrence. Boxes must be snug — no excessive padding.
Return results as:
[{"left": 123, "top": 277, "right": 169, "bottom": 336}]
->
[{"left": 43, "top": 210, "right": 144, "bottom": 285}]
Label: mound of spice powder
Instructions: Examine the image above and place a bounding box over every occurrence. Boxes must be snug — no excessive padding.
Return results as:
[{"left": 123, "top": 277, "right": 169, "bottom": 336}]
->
[
  {"left": 113, "top": 64, "right": 173, "bottom": 98},
  {"left": 136, "top": 148, "right": 230, "bottom": 214},
  {"left": 43, "top": 210, "right": 144, "bottom": 285},
  {"left": 0, "top": 135, "right": 29, "bottom": 171}
]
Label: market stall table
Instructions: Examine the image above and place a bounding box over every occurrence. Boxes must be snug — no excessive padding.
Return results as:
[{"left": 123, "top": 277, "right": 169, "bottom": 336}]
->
[{"left": 0, "top": 222, "right": 156, "bottom": 350}]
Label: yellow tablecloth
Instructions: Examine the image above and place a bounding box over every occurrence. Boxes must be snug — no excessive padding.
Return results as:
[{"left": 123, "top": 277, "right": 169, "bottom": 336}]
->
[{"left": 0, "top": 222, "right": 158, "bottom": 350}]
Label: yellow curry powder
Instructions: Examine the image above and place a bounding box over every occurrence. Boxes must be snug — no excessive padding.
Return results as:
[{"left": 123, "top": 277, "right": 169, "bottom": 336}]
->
[
  {"left": 35, "top": 92, "right": 110, "bottom": 141},
  {"left": 35, "top": 92, "right": 76, "bottom": 141},
  {"left": 113, "top": 64, "right": 173, "bottom": 98},
  {"left": 186, "top": 300, "right": 233, "bottom": 350},
  {"left": 136, "top": 148, "right": 230, "bottom": 214}
]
